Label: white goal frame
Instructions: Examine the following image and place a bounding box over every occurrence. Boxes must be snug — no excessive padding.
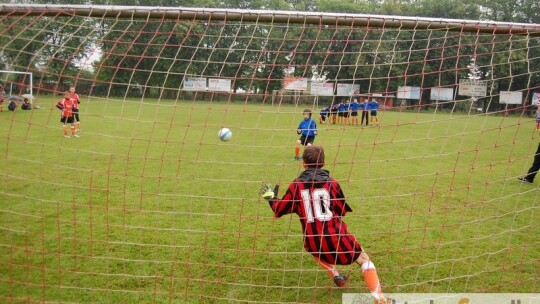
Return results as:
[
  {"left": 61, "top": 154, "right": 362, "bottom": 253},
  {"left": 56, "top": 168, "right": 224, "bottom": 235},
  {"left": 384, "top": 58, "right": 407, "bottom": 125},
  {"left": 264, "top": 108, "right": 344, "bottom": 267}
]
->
[{"left": 0, "top": 70, "right": 34, "bottom": 101}]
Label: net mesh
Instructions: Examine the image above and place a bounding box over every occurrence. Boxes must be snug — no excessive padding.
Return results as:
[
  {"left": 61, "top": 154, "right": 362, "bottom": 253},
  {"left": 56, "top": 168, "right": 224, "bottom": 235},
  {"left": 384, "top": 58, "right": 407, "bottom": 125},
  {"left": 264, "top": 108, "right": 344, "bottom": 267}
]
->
[{"left": 0, "top": 5, "right": 539, "bottom": 303}]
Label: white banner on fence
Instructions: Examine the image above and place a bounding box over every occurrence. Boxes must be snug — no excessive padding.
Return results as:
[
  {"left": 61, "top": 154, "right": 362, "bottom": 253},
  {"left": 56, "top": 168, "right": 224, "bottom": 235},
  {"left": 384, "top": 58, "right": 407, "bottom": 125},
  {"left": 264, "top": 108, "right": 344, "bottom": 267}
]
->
[
  {"left": 430, "top": 87, "right": 454, "bottom": 101},
  {"left": 208, "top": 78, "right": 231, "bottom": 92},
  {"left": 533, "top": 92, "right": 540, "bottom": 106},
  {"left": 499, "top": 91, "right": 523, "bottom": 104},
  {"left": 336, "top": 83, "right": 360, "bottom": 96},
  {"left": 343, "top": 293, "right": 540, "bottom": 304},
  {"left": 397, "top": 86, "right": 421, "bottom": 100},
  {"left": 283, "top": 77, "right": 308, "bottom": 91},
  {"left": 183, "top": 77, "right": 206, "bottom": 91},
  {"left": 458, "top": 79, "right": 488, "bottom": 97},
  {"left": 310, "top": 82, "right": 334, "bottom": 96}
]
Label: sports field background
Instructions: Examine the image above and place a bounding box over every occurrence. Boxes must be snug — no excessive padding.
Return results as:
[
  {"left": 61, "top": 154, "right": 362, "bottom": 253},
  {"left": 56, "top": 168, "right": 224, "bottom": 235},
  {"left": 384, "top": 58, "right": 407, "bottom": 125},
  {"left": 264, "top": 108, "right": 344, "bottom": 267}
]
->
[{"left": 0, "top": 96, "right": 538, "bottom": 303}]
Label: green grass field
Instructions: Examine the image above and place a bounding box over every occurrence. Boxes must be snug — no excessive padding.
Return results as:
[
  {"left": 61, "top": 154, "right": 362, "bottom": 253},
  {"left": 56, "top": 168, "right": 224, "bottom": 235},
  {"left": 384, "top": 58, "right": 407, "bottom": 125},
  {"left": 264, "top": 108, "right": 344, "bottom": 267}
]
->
[{"left": 0, "top": 96, "right": 539, "bottom": 303}]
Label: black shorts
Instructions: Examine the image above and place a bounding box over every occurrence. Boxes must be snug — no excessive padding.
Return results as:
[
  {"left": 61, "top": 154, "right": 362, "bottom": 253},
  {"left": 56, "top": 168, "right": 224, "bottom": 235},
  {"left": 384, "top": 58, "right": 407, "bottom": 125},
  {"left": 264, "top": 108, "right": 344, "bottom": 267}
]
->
[
  {"left": 73, "top": 108, "right": 80, "bottom": 121},
  {"left": 370, "top": 110, "right": 377, "bottom": 116},
  {"left": 299, "top": 135, "right": 315, "bottom": 146},
  {"left": 61, "top": 116, "right": 74, "bottom": 124},
  {"left": 351, "top": 111, "right": 358, "bottom": 117}
]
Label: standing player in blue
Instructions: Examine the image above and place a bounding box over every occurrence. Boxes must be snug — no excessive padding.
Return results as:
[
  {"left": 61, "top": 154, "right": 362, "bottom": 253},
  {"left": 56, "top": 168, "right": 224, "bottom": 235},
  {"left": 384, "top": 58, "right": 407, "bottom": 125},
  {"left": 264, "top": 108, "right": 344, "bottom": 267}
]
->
[
  {"left": 260, "top": 145, "right": 389, "bottom": 304},
  {"left": 330, "top": 102, "right": 339, "bottom": 124},
  {"left": 319, "top": 105, "right": 329, "bottom": 124},
  {"left": 337, "top": 101, "right": 346, "bottom": 125},
  {"left": 294, "top": 109, "right": 317, "bottom": 160},
  {"left": 368, "top": 97, "right": 380, "bottom": 126},
  {"left": 350, "top": 98, "right": 360, "bottom": 126}
]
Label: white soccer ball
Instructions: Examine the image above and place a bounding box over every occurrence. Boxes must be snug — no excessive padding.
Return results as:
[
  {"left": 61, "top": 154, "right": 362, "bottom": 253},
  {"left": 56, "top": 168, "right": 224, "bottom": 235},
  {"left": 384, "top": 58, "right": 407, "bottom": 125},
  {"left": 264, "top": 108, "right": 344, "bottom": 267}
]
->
[{"left": 218, "top": 127, "right": 232, "bottom": 142}]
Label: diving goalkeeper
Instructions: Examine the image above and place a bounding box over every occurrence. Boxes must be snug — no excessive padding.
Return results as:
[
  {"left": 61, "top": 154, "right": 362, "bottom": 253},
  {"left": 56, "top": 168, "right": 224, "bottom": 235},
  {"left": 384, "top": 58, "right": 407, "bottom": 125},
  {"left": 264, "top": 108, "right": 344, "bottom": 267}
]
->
[{"left": 260, "top": 145, "right": 389, "bottom": 304}]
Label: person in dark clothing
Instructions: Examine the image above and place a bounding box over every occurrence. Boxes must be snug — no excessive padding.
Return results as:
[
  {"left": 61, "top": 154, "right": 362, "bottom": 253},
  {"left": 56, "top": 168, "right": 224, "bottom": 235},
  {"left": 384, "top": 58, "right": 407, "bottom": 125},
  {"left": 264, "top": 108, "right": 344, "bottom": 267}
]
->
[{"left": 518, "top": 142, "right": 540, "bottom": 184}]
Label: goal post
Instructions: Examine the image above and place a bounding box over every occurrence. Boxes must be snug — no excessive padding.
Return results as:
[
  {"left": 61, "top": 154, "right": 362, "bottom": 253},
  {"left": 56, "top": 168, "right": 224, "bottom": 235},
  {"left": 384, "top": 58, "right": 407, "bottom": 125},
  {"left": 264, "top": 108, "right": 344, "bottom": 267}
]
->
[
  {"left": 0, "top": 70, "right": 33, "bottom": 99},
  {"left": 0, "top": 4, "right": 539, "bottom": 304}
]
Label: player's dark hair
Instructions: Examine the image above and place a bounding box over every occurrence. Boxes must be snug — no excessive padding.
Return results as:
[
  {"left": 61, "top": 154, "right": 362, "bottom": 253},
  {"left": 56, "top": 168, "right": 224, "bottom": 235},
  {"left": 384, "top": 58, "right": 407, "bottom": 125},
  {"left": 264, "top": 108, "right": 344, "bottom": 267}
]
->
[
  {"left": 303, "top": 109, "right": 312, "bottom": 117},
  {"left": 303, "top": 145, "right": 325, "bottom": 168}
]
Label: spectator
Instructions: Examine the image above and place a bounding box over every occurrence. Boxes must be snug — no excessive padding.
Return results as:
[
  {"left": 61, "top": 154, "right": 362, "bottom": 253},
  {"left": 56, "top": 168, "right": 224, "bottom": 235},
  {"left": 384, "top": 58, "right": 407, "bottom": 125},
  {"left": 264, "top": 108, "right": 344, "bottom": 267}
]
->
[
  {"left": 7, "top": 96, "right": 21, "bottom": 111},
  {"left": 21, "top": 98, "right": 32, "bottom": 110},
  {"left": 517, "top": 141, "right": 540, "bottom": 184}
]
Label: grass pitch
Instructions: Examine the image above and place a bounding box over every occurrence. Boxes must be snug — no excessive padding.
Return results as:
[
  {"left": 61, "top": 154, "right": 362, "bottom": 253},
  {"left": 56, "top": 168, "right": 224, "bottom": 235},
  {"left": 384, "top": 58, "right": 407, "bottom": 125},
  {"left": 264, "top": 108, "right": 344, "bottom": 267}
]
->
[{"left": 0, "top": 96, "right": 538, "bottom": 303}]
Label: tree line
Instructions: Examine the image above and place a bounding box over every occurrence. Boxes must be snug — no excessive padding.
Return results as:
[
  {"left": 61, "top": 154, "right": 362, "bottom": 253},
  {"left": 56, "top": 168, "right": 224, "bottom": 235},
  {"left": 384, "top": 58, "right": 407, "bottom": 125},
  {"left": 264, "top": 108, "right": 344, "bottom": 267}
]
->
[{"left": 0, "top": 0, "right": 538, "bottom": 103}]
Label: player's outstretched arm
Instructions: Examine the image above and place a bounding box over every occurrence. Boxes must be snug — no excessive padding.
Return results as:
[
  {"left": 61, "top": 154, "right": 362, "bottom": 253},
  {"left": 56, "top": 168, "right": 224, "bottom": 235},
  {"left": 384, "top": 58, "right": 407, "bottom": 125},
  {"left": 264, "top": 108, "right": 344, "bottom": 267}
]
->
[{"left": 259, "top": 183, "right": 279, "bottom": 200}]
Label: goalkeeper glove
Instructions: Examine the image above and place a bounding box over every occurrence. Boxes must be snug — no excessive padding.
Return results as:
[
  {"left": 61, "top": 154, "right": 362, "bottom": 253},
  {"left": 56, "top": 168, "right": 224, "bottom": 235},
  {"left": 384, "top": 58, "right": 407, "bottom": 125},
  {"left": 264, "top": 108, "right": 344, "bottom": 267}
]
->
[{"left": 260, "top": 183, "right": 279, "bottom": 200}]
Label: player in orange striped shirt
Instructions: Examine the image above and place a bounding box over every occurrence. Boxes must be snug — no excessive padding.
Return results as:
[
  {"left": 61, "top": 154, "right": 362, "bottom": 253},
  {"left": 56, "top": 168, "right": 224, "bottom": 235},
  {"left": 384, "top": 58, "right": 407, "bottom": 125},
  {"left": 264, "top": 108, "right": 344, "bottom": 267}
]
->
[
  {"left": 69, "top": 87, "right": 81, "bottom": 131},
  {"left": 56, "top": 91, "right": 79, "bottom": 138}
]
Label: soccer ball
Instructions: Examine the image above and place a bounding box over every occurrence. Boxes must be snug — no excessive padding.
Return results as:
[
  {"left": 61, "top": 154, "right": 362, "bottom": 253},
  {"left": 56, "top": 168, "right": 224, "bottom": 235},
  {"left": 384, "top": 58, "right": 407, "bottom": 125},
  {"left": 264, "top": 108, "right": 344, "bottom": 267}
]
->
[{"left": 218, "top": 127, "right": 232, "bottom": 142}]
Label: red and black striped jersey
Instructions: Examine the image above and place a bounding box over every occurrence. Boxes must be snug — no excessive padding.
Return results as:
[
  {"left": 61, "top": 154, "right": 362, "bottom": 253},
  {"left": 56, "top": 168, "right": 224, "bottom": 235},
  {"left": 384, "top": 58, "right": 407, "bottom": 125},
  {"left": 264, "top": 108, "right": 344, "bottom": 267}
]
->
[{"left": 268, "top": 168, "right": 362, "bottom": 265}]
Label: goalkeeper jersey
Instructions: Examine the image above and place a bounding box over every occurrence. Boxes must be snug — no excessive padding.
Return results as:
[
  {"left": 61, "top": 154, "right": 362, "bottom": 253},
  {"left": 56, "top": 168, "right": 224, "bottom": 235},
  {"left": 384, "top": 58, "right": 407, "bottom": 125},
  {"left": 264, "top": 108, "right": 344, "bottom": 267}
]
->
[
  {"left": 69, "top": 93, "right": 80, "bottom": 109},
  {"left": 57, "top": 98, "right": 74, "bottom": 117},
  {"left": 268, "top": 168, "right": 362, "bottom": 265}
]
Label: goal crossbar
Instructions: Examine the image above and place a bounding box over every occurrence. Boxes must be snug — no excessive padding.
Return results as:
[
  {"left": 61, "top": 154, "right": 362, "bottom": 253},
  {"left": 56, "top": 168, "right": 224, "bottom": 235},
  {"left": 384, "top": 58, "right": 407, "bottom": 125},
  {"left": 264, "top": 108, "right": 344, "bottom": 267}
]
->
[{"left": 0, "top": 4, "right": 539, "bottom": 35}]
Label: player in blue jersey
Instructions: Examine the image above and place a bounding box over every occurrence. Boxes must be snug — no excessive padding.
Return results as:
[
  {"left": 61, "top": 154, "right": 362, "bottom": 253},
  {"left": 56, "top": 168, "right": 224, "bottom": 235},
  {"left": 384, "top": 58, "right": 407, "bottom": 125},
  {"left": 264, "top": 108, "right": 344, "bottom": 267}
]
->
[
  {"left": 319, "top": 106, "right": 329, "bottom": 124},
  {"left": 337, "top": 102, "right": 346, "bottom": 125},
  {"left": 294, "top": 109, "right": 317, "bottom": 160},
  {"left": 368, "top": 97, "right": 380, "bottom": 126},
  {"left": 350, "top": 98, "right": 360, "bottom": 126},
  {"left": 329, "top": 102, "right": 339, "bottom": 124}
]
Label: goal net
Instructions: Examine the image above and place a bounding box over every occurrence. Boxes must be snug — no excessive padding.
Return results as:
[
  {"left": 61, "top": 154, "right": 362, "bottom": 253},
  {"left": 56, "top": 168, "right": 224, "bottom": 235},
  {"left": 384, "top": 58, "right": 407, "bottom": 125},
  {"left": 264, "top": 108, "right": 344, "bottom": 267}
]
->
[{"left": 0, "top": 4, "right": 539, "bottom": 303}]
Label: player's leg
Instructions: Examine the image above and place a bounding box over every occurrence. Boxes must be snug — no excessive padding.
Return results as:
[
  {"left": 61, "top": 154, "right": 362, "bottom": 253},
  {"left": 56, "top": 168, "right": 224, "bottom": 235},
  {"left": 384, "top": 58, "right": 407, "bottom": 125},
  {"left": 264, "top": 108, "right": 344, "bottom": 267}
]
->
[
  {"left": 355, "top": 251, "right": 386, "bottom": 303},
  {"left": 61, "top": 116, "right": 69, "bottom": 137},
  {"left": 312, "top": 256, "right": 339, "bottom": 278},
  {"left": 365, "top": 111, "right": 370, "bottom": 126},
  {"left": 526, "top": 144, "right": 540, "bottom": 181},
  {"left": 294, "top": 139, "right": 302, "bottom": 160},
  {"left": 63, "top": 123, "right": 68, "bottom": 137},
  {"left": 70, "top": 122, "right": 76, "bottom": 136},
  {"left": 311, "top": 256, "right": 349, "bottom": 287},
  {"left": 372, "top": 112, "right": 379, "bottom": 125},
  {"left": 75, "top": 113, "right": 81, "bottom": 131}
]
